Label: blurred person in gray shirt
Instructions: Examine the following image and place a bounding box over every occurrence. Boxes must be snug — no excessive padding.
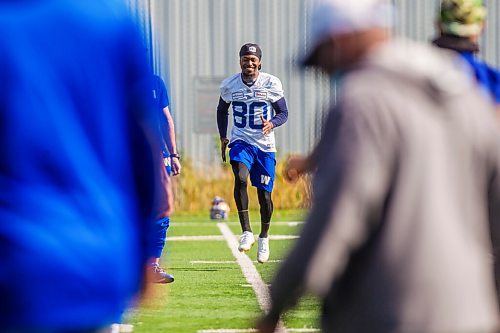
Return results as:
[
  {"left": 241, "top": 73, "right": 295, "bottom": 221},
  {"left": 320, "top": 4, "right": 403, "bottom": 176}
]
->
[{"left": 259, "top": 0, "right": 500, "bottom": 332}]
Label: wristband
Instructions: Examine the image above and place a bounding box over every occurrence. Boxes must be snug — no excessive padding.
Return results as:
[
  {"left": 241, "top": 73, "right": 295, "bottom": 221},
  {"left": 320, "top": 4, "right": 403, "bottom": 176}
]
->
[{"left": 170, "top": 153, "right": 180, "bottom": 160}]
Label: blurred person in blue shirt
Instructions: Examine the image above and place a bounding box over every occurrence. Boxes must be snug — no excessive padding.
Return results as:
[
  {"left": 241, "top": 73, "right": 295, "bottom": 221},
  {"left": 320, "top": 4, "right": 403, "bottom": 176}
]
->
[
  {"left": 433, "top": 0, "right": 500, "bottom": 111},
  {"left": 146, "top": 75, "right": 181, "bottom": 284},
  {"left": 0, "top": 0, "right": 162, "bottom": 332}
]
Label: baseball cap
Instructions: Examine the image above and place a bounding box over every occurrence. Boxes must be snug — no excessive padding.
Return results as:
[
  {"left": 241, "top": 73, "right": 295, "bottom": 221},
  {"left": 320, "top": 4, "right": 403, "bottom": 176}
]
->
[
  {"left": 438, "top": 0, "right": 486, "bottom": 37},
  {"left": 301, "top": 0, "right": 394, "bottom": 67},
  {"left": 239, "top": 43, "right": 262, "bottom": 59}
]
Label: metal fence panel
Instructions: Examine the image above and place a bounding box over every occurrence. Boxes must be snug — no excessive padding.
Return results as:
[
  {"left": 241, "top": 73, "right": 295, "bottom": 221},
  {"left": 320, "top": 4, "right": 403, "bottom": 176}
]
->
[
  {"left": 150, "top": 0, "right": 331, "bottom": 168},
  {"left": 126, "top": 0, "right": 499, "bottom": 167}
]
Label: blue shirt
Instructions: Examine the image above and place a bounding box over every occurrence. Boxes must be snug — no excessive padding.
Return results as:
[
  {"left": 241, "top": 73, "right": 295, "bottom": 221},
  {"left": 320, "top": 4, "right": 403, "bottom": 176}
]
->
[
  {"left": 459, "top": 51, "right": 500, "bottom": 105},
  {"left": 151, "top": 75, "right": 171, "bottom": 155},
  {"left": 152, "top": 75, "right": 170, "bottom": 110},
  {"left": 0, "top": 0, "right": 155, "bottom": 330}
]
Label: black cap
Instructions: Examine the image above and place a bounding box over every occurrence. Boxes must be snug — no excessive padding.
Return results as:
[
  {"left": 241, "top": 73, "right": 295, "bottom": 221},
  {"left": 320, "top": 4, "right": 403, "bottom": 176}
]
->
[{"left": 239, "top": 43, "right": 262, "bottom": 59}]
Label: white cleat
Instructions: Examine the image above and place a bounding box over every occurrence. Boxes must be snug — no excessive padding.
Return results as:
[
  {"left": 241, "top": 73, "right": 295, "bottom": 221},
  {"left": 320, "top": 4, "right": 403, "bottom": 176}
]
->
[
  {"left": 238, "top": 231, "right": 255, "bottom": 252},
  {"left": 257, "top": 236, "right": 270, "bottom": 263}
]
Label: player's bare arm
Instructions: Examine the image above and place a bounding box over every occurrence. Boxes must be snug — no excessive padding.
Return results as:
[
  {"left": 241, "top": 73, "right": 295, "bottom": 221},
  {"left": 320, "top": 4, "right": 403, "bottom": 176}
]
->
[{"left": 162, "top": 105, "right": 181, "bottom": 175}]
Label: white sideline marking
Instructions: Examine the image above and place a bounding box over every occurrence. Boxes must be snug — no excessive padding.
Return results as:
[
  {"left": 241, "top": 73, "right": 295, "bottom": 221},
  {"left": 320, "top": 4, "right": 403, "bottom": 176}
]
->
[
  {"left": 217, "top": 223, "right": 287, "bottom": 333},
  {"left": 198, "top": 329, "right": 319, "bottom": 333},
  {"left": 216, "top": 223, "right": 270, "bottom": 310},
  {"left": 169, "top": 235, "right": 298, "bottom": 242}
]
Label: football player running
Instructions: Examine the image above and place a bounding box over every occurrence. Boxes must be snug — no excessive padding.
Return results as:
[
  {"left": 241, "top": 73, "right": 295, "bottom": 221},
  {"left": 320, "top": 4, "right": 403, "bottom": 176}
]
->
[{"left": 217, "top": 43, "right": 288, "bottom": 263}]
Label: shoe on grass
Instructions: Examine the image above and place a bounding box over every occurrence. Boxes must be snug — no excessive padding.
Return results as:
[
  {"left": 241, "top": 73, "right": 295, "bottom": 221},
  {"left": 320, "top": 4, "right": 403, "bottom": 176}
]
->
[
  {"left": 148, "top": 263, "right": 174, "bottom": 284},
  {"left": 257, "top": 236, "right": 269, "bottom": 263},
  {"left": 238, "top": 231, "right": 255, "bottom": 252}
]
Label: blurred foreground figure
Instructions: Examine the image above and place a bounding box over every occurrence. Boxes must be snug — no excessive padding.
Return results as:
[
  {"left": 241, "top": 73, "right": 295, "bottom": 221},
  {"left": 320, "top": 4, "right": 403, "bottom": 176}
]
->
[
  {"left": 260, "top": 0, "right": 500, "bottom": 332},
  {"left": 433, "top": 0, "right": 500, "bottom": 111},
  {"left": 145, "top": 75, "right": 178, "bottom": 284},
  {"left": 0, "top": 0, "right": 160, "bottom": 332}
]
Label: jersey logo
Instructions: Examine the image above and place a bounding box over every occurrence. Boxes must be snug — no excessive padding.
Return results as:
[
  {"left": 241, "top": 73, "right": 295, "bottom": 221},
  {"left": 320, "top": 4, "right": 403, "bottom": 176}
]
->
[
  {"left": 232, "top": 91, "right": 245, "bottom": 100},
  {"left": 260, "top": 175, "right": 271, "bottom": 185},
  {"left": 254, "top": 91, "right": 267, "bottom": 99}
]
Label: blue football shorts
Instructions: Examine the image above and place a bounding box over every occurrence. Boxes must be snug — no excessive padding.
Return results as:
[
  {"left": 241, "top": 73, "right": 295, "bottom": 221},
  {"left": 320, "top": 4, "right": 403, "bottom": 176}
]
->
[{"left": 229, "top": 140, "right": 276, "bottom": 192}]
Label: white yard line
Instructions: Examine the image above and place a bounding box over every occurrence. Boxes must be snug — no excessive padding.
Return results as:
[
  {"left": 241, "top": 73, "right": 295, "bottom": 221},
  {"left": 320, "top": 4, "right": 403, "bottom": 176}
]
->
[
  {"left": 198, "top": 328, "right": 257, "bottom": 333},
  {"left": 217, "top": 223, "right": 287, "bottom": 333},
  {"left": 168, "top": 235, "right": 225, "bottom": 241},
  {"left": 240, "top": 283, "right": 270, "bottom": 288},
  {"left": 198, "top": 329, "right": 319, "bottom": 333},
  {"left": 252, "top": 259, "right": 282, "bottom": 263},
  {"left": 190, "top": 260, "right": 282, "bottom": 264},
  {"left": 171, "top": 221, "right": 304, "bottom": 227},
  {"left": 169, "top": 235, "right": 297, "bottom": 242},
  {"left": 269, "top": 235, "right": 299, "bottom": 240},
  {"left": 190, "top": 260, "right": 237, "bottom": 264}
]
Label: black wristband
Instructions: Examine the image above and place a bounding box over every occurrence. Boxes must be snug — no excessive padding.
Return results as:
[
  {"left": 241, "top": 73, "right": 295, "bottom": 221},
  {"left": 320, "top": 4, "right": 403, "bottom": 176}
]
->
[{"left": 170, "top": 153, "right": 180, "bottom": 160}]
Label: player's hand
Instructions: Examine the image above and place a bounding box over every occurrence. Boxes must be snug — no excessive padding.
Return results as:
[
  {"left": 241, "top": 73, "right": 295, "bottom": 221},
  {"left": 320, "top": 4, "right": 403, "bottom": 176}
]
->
[
  {"left": 284, "top": 155, "right": 309, "bottom": 183},
  {"left": 220, "top": 137, "right": 229, "bottom": 163},
  {"left": 261, "top": 115, "right": 274, "bottom": 135},
  {"left": 170, "top": 156, "right": 181, "bottom": 176}
]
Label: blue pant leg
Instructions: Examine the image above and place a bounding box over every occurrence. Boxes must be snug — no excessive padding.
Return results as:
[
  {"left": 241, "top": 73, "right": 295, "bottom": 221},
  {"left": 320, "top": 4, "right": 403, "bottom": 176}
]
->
[{"left": 148, "top": 216, "right": 170, "bottom": 259}]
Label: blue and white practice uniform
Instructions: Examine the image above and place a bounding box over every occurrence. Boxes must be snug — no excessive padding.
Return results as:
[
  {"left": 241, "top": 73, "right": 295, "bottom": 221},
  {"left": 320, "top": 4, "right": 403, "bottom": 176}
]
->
[
  {"left": 220, "top": 72, "right": 284, "bottom": 152},
  {"left": 217, "top": 72, "right": 288, "bottom": 192}
]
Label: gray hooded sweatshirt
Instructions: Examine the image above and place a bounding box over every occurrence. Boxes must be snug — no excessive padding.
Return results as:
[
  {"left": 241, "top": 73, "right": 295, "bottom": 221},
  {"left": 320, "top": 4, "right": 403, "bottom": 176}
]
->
[{"left": 267, "top": 40, "right": 500, "bottom": 333}]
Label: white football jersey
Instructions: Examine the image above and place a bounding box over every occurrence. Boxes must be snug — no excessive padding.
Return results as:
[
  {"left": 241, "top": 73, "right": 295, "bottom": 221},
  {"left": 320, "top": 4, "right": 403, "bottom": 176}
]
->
[{"left": 220, "top": 72, "right": 284, "bottom": 152}]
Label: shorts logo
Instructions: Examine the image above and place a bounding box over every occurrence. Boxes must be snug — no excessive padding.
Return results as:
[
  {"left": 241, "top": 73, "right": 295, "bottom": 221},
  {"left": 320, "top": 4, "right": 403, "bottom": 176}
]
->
[
  {"left": 232, "top": 91, "right": 245, "bottom": 100},
  {"left": 254, "top": 91, "right": 267, "bottom": 99},
  {"left": 260, "top": 175, "right": 271, "bottom": 185}
]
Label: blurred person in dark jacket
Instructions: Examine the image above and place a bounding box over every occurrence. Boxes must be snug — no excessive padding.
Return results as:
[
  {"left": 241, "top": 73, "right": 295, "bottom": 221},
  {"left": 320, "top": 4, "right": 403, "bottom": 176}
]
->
[
  {"left": 0, "top": 0, "right": 163, "bottom": 331},
  {"left": 259, "top": 0, "right": 500, "bottom": 332}
]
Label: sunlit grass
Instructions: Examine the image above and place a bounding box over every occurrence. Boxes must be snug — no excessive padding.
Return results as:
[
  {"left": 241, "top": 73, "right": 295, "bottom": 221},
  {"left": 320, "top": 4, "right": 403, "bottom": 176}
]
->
[{"left": 128, "top": 212, "right": 321, "bottom": 333}]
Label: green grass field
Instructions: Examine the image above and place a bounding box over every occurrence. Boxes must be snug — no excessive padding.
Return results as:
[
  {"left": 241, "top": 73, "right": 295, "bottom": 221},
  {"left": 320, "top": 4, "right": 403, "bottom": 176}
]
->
[{"left": 127, "top": 210, "right": 321, "bottom": 333}]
